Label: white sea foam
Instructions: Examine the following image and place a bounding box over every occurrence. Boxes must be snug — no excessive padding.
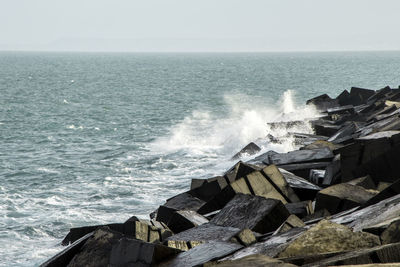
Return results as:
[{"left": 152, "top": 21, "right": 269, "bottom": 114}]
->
[{"left": 152, "top": 90, "right": 318, "bottom": 161}]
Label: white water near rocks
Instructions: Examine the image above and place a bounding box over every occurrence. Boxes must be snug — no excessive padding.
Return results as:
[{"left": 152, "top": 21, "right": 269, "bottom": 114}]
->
[{"left": 1, "top": 52, "right": 400, "bottom": 266}]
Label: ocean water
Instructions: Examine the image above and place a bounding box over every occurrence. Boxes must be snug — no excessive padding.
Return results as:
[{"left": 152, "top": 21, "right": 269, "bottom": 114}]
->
[{"left": 1, "top": 51, "right": 400, "bottom": 266}]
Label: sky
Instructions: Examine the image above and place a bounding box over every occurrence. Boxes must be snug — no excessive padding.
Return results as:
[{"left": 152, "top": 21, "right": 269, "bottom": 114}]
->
[{"left": 1, "top": 0, "right": 400, "bottom": 52}]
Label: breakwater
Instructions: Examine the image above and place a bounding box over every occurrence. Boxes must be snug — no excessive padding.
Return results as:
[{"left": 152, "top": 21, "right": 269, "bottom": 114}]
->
[{"left": 42, "top": 85, "right": 400, "bottom": 266}]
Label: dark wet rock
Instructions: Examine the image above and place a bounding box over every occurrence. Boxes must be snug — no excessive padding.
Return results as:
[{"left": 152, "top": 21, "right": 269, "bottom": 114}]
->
[
  {"left": 353, "top": 144, "right": 400, "bottom": 184},
  {"left": 210, "top": 193, "right": 290, "bottom": 234},
  {"left": 165, "top": 210, "right": 208, "bottom": 233},
  {"left": 166, "top": 223, "right": 242, "bottom": 244},
  {"left": 285, "top": 201, "right": 314, "bottom": 219},
  {"left": 273, "top": 215, "right": 305, "bottom": 235},
  {"left": 338, "top": 131, "right": 400, "bottom": 182},
  {"left": 302, "top": 209, "right": 330, "bottom": 223},
  {"left": 40, "top": 232, "right": 93, "bottom": 267},
  {"left": 377, "top": 182, "right": 392, "bottom": 192},
  {"left": 327, "top": 121, "right": 361, "bottom": 144},
  {"left": 277, "top": 220, "right": 380, "bottom": 258},
  {"left": 208, "top": 254, "right": 297, "bottom": 267},
  {"left": 61, "top": 218, "right": 171, "bottom": 246},
  {"left": 348, "top": 87, "right": 376, "bottom": 106},
  {"left": 198, "top": 166, "right": 297, "bottom": 214},
  {"left": 231, "top": 142, "right": 261, "bottom": 160},
  {"left": 312, "top": 121, "right": 342, "bottom": 137},
  {"left": 279, "top": 168, "right": 322, "bottom": 201},
  {"left": 322, "top": 154, "right": 341, "bottom": 185},
  {"left": 67, "top": 227, "right": 124, "bottom": 267},
  {"left": 367, "top": 86, "right": 392, "bottom": 103},
  {"left": 156, "top": 192, "right": 205, "bottom": 224},
  {"left": 306, "top": 94, "right": 339, "bottom": 111},
  {"left": 249, "top": 150, "right": 278, "bottom": 165},
  {"left": 331, "top": 194, "right": 400, "bottom": 232},
  {"left": 158, "top": 241, "right": 243, "bottom": 267},
  {"left": 278, "top": 161, "right": 330, "bottom": 180},
  {"left": 109, "top": 237, "right": 181, "bottom": 267},
  {"left": 268, "top": 147, "right": 333, "bottom": 166},
  {"left": 302, "top": 242, "right": 400, "bottom": 266},
  {"left": 189, "top": 176, "right": 228, "bottom": 202},
  {"left": 327, "top": 105, "right": 355, "bottom": 115},
  {"left": 315, "top": 183, "right": 377, "bottom": 214}
]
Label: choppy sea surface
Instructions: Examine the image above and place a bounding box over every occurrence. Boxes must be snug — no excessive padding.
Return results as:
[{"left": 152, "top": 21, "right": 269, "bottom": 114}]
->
[{"left": 1, "top": 51, "right": 400, "bottom": 266}]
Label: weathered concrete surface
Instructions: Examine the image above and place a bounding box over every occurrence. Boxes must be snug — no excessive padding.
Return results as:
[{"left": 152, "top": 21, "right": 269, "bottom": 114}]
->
[
  {"left": 165, "top": 223, "right": 241, "bottom": 243},
  {"left": 315, "top": 183, "right": 377, "bottom": 214},
  {"left": 381, "top": 219, "right": 400, "bottom": 245},
  {"left": 166, "top": 210, "right": 209, "bottom": 233},
  {"left": 109, "top": 237, "right": 181, "bottom": 267},
  {"left": 277, "top": 220, "right": 380, "bottom": 258},
  {"left": 285, "top": 200, "right": 313, "bottom": 219},
  {"left": 268, "top": 147, "right": 334, "bottom": 166},
  {"left": 210, "top": 193, "right": 290, "bottom": 234},
  {"left": 206, "top": 254, "right": 297, "bottom": 267},
  {"left": 157, "top": 241, "right": 243, "bottom": 267}
]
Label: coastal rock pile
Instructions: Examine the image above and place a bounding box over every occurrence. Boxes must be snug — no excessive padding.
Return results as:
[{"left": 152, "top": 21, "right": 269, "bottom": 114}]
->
[{"left": 41, "top": 86, "right": 400, "bottom": 267}]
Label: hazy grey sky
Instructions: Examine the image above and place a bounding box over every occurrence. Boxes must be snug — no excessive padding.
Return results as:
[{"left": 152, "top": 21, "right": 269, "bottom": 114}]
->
[{"left": 1, "top": 0, "right": 400, "bottom": 52}]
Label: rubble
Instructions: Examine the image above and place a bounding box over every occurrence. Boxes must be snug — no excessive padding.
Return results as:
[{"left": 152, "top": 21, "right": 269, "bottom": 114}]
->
[{"left": 41, "top": 85, "right": 400, "bottom": 266}]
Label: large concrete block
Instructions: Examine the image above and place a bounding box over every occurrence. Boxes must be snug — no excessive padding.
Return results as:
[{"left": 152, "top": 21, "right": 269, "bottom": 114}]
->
[
  {"left": 279, "top": 168, "right": 322, "bottom": 201},
  {"left": 306, "top": 94, "right": 339, "bottom": 111},
  {"left": 157, "top": 241, "right": 243, "bottom": 267},
  {"left": 285, "top": 200, "right": 314, "bottom": 219},
  {"left": 224, "top": 161, "right": 259, "bottom": 183},
  {"left": 277, "top": 220, "right": 380, "bottom": 258},
  {"left": 269, "top": 147, "right": 334, "bottom": 166},
  {"left": 273, "top": 214, "right": 305, "bottom": 235},
  {"left": 210, "top": 193, "right": 290, "bottom": 234},
  {"left": 109, "top": 237, "right": 181, "bottom": 267},
  {"left": 61, "top": 218, "right": 171, "bottom": 246},
  {"left": 315, "top": 183, "right": 377, "bottom": 214},
  {"left": 363, "top": 179, "right": 400, "bottom": 207},
  {"left": 156, "top": 192, "right": 205, "bottom": 224},
  {"left": 165, "top": 223, "right": 242, "bottom": 244},
  {"left": 165, "top": 210, "right": 208, "bottom": 233},
  {"left": 231, "top": 142, "right": 261, "bottom": 160},
  {"left": 207, "top": 254, "right": 297, "bottom": 267}
]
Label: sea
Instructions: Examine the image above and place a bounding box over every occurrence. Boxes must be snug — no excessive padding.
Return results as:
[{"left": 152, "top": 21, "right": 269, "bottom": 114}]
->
[{"left": 1, "top": 51, "right": 400, "bottom": 266}]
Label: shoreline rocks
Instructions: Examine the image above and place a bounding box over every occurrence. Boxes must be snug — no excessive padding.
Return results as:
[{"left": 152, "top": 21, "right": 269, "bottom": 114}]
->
[{"left": 41, "top": 85, "right": 400, "bottom": 267}]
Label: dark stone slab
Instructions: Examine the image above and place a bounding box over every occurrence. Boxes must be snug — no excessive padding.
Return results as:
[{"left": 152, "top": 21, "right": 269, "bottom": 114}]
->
[
  {"left": 67, "top": 227, "right": 124, "bottom": 267},
  {"left": 278, "top": 161, "right": 330, "bottom": 180},
  {"left": 327, "top": 105, "right": 354, "bottom": 115},
  {"left": 348, "top": 87, "right": 376, "bottom": 106},
  {"left": 231, "top": 142, "right": 261, "bottom": 160},
  {"left": 40, "top": 232, "right": 93, "bottom": 267},
  {"left": 157, "top": 241, "right": 243, "bottom": 267},
  {"left": 165, "top": 223, "right": 241, "bottom": 243},
  {"left": 165, "top": 210, "right": 208, "bottom": 233},
  {"left": 353, "top": 143, "right": 400, "bottom": 183},
  {"left": 327, "top": 121, "right": 359, "bottom": 144},
  {"left": 321, "top": 154, "right": 340, "bottom": 186},
  {"left": 249, "top": 150, "right": 278, "bottom": 165},
  {"left": 189, "top": 176, "right": 228, "bottom": 202},
  {"left": 61, "top": 218, "right": 171, "bottom": 246},
  {"left": 269, "top": 147, "right": 333, "bottom": 166},
  {"left": 109, "top": 237, "right": 181, "bottom": 267},
  {"left": 302, "top": 242, "right": 400, "bottom": 266},
  {"left": 209, "top": 254, "right": 297, "bottom": 267},
  {"left": 210, "top": 193, "right": 290, "bottom": 234},
  {"left": 306, "top": 94, "right": 339, "bottom": 111},
  {"left": 279, "top": 168, "right": 322, "bottom": 200},
  {"left": 381, "top": 219, "right": 400, "bottom": 245},
  {"left": 315, "top": 183, "right": 377, "bottom": 214},
  {"left": 156, "top": 192, "right": 205, "bottom": 224},
  {"left": 198, "top": 167, "right": 296, "bottom": 214},
  {"left": 366, "top": 86, "right": 392, "bottom": 103},
  {"left": 273, "top": 214, "right": 305, "bottom": 235},
  {"left": 312, "top": 122, "right": 342, "bottom": 137}
]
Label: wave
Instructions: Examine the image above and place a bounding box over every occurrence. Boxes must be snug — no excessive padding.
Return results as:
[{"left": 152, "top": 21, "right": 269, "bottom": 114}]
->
[{"left": 151, "top": 90, "right": 318, "bottom": 163}]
